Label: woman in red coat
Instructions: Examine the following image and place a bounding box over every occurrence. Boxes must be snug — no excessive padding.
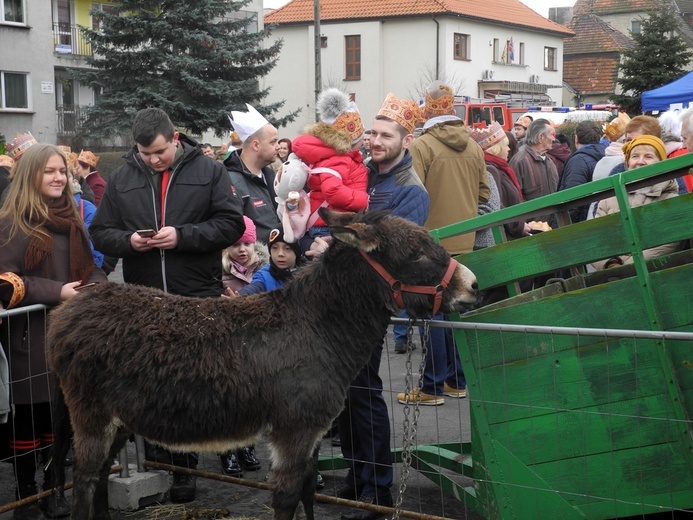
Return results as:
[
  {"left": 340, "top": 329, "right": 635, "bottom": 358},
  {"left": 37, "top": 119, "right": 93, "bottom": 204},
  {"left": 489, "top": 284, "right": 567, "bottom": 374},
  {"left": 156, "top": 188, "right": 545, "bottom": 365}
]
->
[{"left": 0, "top": 144, "right": 107, "bottom": 518}]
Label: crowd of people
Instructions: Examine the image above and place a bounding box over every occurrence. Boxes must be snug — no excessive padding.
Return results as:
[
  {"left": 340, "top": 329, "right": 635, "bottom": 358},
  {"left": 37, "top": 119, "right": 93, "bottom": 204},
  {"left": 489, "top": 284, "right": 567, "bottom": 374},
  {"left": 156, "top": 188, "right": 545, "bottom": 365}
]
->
[{"left": 1, "top": 87, "right": 692, "bottom": 519}]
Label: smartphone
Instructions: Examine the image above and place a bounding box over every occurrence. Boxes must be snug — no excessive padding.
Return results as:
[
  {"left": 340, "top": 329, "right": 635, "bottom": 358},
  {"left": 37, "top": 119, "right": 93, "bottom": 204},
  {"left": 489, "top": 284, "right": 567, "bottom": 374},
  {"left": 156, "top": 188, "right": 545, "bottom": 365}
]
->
[
  {"left": 75, "top": 283, "right": 96, "bottom": 291},
  {"left": 136, "top": 229, "right": 157, "bottom": 238}
]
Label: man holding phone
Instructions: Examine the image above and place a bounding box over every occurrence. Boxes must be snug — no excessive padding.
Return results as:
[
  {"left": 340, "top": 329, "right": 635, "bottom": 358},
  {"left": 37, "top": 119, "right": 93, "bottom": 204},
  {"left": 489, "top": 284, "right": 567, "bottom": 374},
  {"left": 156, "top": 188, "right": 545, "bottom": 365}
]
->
[{"left": 91, "top": 108, "right": 245, "bottom": 502}]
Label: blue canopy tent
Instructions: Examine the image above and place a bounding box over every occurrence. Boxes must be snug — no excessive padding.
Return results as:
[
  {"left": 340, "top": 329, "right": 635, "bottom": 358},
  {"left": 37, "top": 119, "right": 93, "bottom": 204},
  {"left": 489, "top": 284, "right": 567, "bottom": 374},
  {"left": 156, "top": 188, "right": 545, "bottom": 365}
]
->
[{"left": 641, "top": 70, "right": 693, "bottom": 112}]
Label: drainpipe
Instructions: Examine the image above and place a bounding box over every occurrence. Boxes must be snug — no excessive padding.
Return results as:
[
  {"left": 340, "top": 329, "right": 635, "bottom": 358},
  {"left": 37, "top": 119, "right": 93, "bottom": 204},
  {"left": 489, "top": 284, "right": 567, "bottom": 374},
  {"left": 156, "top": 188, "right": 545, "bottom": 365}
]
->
[{"left": 433, "top": 17, "right": 440, "bottom": 79}]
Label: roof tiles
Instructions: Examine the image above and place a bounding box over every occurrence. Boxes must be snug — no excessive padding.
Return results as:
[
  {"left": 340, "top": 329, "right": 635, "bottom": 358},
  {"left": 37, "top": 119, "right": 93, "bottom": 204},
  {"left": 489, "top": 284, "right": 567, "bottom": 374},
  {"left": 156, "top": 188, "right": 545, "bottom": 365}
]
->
[
  {"left": 564, "top": 56, "right": 620, "bottom": 94},
  {"left": 573, "top": 0, "right": 660, "bottom": 16},
  {"left": 265, "top": 0, "right": 574, "bottom": 36},
  {"left": 564, "top": 13, "right": 634, "bottom": 54}
]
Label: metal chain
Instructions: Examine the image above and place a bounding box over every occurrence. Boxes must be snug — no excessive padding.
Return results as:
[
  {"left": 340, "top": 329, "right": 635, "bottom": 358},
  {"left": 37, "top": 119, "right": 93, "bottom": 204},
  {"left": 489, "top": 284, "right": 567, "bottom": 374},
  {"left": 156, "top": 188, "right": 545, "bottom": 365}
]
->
[{"left": 393, "top": 320, "right": 430, "bottom": 519}]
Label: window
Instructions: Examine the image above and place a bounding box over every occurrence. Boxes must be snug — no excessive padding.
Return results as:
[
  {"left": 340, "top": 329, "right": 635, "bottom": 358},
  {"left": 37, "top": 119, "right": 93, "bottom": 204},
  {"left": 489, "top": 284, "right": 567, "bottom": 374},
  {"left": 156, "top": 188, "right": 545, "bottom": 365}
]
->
[
  {"left": 2, "top": 0, "right": 25, "bottom": 23},
  {"left": 544, "top": 46, "right": 557, "bottom": 71},
  {"left": 1, "top": 71, "right": 29, "bottom": 109},
  {"left": 493, "top": 38, "right": 500, "bottom": 62},
  {"left": 519, "top": 42, "right": 525, "bottom": 65},
  {"left": 222, "top": 10, "right": 258, "bottom": 33},
  {"left": 454, "top": 33, "right": 469, "bottom": 60},
  {"left": 345, "top": 35, "right": 361, "bottom": 80},
  {"left": 91, "top": 2, "right": 118, "bottom": 32},
  {"left": 631, "top": 20, "right": 641, "bottom": 34}
]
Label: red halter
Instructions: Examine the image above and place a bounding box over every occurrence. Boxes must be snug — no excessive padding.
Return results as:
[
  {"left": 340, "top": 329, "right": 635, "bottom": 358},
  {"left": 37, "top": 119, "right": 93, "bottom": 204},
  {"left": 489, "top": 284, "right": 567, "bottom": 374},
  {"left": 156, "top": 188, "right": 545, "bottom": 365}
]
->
[{"left": 358, "top": 250, "right": 457, "bottom": 316}]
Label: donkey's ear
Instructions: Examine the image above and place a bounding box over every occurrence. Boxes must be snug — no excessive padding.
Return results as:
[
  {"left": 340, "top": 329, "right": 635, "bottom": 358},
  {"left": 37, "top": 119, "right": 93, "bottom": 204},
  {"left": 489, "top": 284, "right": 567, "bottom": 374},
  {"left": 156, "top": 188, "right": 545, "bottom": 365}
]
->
[
  {"left": 319, "top": 207, "right": 357, "bottom": 227},
  {"left": 331, "top": 223, "right": 380, "bottom": 252}
]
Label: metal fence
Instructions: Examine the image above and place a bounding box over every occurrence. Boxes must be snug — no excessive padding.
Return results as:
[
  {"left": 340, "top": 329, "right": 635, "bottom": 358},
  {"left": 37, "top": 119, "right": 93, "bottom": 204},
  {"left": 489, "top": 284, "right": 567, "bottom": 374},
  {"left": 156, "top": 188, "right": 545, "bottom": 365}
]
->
[{"left": 2, "top": 304, "right": 692, "bottom": 518}]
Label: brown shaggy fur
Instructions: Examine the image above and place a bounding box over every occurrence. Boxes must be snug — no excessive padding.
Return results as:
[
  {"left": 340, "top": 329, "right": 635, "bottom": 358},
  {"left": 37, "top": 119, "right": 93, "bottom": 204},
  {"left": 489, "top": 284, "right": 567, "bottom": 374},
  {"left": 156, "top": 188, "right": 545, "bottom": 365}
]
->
[{"left": 46, "top": 209, "right": 477, "bottom": 520}]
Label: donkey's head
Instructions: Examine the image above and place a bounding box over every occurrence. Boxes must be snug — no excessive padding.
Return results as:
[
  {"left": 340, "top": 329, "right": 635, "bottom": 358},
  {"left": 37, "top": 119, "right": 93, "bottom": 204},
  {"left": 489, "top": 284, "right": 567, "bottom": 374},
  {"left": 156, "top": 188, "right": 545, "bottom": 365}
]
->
[{"left": 321, "top": 208, "right": 478, "bottom": 318}]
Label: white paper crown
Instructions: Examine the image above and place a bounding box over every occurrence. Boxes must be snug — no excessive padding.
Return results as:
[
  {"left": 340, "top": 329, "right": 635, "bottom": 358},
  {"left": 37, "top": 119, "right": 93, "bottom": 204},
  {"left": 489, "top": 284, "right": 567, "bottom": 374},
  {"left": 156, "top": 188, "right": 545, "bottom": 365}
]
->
[{"left": 228, "top": 104, "right": 270, "bottom": 143}]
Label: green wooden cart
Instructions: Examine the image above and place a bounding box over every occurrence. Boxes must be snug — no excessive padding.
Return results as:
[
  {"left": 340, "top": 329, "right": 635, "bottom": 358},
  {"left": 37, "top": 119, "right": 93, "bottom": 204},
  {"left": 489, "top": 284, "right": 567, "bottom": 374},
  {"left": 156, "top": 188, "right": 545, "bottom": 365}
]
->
[{"left": 430, "top": 152, "right": 693, "bottom": 519}]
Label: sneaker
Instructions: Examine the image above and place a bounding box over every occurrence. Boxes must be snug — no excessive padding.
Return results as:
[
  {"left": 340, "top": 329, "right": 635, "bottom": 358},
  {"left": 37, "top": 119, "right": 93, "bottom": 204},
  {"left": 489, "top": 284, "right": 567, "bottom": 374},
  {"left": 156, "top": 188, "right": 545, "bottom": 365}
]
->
[
  {"left": 237, "top": 446, "right": 261, "bottom": 471},
  {"left": 170, "top": 474, "right": 196, "bottom": 503},
  {"left": 443, "top": 382, "right": 467, "bottom": 398},
  {"left": 316, "top": 472, "right": 325, "bottom": 490},
  {"left": 397, "top": 388, "right": 444, "bottom": 406},
  {"left": 394, "top": 341, "right": 407, "bottom": 353},
  {"left": 220, "top": 451, "right": 243, "bottom": 477}
]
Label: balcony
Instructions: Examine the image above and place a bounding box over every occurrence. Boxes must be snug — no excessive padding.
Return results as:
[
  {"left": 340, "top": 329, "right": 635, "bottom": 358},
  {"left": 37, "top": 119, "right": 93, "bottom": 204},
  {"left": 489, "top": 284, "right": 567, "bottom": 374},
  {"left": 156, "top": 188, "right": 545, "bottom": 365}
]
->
[
  {"left": 56, "top": 105, "right": 88, "bottom": 136},
  {"left": 53, "top": 23, "right": 92, "bottom": 57}
]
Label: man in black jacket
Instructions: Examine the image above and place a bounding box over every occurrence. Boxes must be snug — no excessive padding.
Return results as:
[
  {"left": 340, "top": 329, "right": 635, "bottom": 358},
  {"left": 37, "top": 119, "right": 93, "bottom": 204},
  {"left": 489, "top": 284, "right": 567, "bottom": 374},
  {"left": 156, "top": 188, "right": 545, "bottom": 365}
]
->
[
  {"left": 225, "top": 105, "right": 282, "bottom": 244},
  {"left": 91, "top": 108, "right": 245, "bottom": 502}
]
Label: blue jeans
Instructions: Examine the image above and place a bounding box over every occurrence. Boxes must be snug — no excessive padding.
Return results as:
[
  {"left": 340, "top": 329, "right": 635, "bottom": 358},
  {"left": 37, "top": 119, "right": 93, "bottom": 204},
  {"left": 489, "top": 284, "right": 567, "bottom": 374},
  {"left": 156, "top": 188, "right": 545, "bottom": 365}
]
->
[
  {"left": 393, "top": 309, "right": 409, "bottom": 344},
  {"left": 420, "top": 313, "right": 466, "bottom": 395}
]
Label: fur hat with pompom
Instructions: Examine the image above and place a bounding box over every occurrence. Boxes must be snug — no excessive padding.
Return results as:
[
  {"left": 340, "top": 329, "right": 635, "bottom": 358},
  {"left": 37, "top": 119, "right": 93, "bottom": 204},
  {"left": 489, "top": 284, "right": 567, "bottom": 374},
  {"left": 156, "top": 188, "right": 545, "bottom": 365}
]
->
[{"left": 317, "top": 88, "right": 365, "bottom": 145}]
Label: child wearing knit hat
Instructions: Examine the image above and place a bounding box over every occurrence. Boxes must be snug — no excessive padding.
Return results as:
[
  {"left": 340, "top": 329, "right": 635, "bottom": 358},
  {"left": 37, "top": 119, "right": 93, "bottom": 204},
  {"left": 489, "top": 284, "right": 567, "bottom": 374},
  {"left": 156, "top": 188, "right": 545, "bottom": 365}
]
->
[
  {"left": 290, "top": 88, "right": 369, "bottom": 253},
  {"left": 221, "top": 216, "right": 269, "bottom": 294}
]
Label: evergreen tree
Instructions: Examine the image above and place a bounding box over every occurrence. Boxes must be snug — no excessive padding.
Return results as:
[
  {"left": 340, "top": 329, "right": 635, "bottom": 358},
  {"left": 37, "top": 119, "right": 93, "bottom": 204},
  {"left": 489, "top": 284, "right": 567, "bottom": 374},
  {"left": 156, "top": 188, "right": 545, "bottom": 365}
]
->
[
  {"left": 612, "top": 6, "right": 693, "bottom": 115},
  {"left": 71, "top": 0, "right": 296, "bottom": 139}
]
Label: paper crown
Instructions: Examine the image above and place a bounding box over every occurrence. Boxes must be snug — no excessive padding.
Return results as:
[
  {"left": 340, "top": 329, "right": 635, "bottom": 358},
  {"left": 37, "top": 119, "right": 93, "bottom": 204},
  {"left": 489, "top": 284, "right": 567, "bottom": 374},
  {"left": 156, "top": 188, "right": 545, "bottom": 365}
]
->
[
  {"left": 604, "top": 112, "right": 631, "bottom": 142},
  {"left": 317, "top": 88, "right": 365, "bottom": 144},
  {"left": 7, "top": 132, "right": 37, "bottom": 161},
  {"left": 0, "top": 155, "right": 14, "bottom": 169},
  {"left": 470, "top": 121, "right": 506, "bottom": 150},
  {"left": 425, "top": 82, "right": 454, "bottom": 116},
  {"left": 78, "top": 150, "right": 99, "bottom": 167},
  {"left": 229, "top": 104, "right": 270, "bottom": 143},
  {"left": 377, "top": 93, "right": 423, "bottom": 134},
  {"left": 514, "top": 116, "right": 532, "bottom": 129},
  {"left": 230, "top": 130, "right": 242, "bottom": 145},
  {"left": 0, "top": 272, "right": 25, "bottom": 309},
  {"left": 57, "top": 145, "right": 71, "bottom": 155}
]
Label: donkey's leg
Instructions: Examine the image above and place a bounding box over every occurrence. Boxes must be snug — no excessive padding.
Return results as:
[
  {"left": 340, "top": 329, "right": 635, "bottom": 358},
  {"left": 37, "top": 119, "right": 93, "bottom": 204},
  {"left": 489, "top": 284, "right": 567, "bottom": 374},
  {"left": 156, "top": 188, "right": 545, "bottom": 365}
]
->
[
  {"left": 93, "top": 428, "right": 129, "bottom": 520},
  {"left": 71, "top": 415, "right": 120, "bottom": 520},
  {"left": 267, "top": 430, "right": 322, "bottom": 520}
]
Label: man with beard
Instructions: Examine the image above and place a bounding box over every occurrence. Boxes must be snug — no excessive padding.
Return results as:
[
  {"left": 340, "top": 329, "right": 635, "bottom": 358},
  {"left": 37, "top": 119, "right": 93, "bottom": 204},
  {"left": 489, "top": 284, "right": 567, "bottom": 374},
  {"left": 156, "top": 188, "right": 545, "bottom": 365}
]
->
[
  {"left": 225, "top": 105, "right": 282, "bottom": 244},
  {"left": 336, "top": 93, "right": 429, "bottom": 520}
]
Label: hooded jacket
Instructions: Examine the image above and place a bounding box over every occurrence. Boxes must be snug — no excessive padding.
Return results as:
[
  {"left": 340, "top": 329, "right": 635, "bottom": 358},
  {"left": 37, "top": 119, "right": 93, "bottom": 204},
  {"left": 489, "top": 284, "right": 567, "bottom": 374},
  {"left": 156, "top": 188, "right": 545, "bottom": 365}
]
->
[
  {"left": 409, "top": 118, "right": 489, "bottom": 255},
  {"left": 91, "top": 134, "right": 244, "bottom": 297},
  {"left": 291, "top": 122, "right": 369, "bottom": 227},
  {"left": 558, "top": 142, "right": 607, "bottom": 222}
]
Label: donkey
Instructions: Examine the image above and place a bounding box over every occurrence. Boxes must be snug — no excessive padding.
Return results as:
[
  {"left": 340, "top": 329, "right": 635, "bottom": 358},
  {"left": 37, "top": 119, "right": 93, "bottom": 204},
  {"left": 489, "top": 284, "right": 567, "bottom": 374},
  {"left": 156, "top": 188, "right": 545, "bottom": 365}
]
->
[{"left": 46, "top": 208, "right": 478, "bottom": 520}]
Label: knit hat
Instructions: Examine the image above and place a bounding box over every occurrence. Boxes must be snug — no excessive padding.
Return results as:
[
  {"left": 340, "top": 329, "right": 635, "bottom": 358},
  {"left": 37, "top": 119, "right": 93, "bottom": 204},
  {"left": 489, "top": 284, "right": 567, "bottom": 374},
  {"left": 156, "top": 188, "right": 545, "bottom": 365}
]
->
[
  {"left": 78, "top": 150, "right": 99, "bottom": 167},
  {"left": 268, "top": 228, "right": 301, "bottom": 258},
  {"left": 317, "top": 88, "right": 365, "bottom": 145},
  {"left": 603, "top": 112, "right": 631, "bottom": 142},
  {"left": 470, "top": 122, "right": 506, "bottom": 150},
  {"left": 0, "top": 155, "right": 14, "bottom": 169},
  {"left": 514, "top": 116, "right": 532, "bottom": 129},
  {"left": 229, "top": 104, "right": 270, "bottom": 143},
  {"left": 6, "top": 132, "right": 37, "bottom": 161},
  {"left": 424, "top": 81, "right": 454, "bottom": 116},
  {"left": 623, "top": 135, "right": 667, "bottom": 163},
  {"left": 377, "top": 93, "right": 423, "bottom": 134},
  {"left": 237, "top": 216, "right": 257, "bottom": 244}
]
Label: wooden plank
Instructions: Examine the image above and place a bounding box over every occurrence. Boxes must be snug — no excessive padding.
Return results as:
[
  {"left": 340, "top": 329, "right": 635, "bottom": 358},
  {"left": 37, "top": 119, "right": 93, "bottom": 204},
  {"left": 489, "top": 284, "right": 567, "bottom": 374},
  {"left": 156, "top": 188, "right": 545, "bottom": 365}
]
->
[
  {"left": 488, "top": 394, "right": 681, "bottom": 465},
  {"left": 632, "top": 192, "right": 693, "bottom": 249}
]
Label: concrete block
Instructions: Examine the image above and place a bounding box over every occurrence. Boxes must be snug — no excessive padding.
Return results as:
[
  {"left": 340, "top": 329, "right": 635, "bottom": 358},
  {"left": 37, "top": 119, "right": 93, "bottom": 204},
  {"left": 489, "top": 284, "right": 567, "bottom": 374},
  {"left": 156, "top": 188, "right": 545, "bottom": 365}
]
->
[{"left": 108, "top": 464, "right": 170, "bottom": 511}]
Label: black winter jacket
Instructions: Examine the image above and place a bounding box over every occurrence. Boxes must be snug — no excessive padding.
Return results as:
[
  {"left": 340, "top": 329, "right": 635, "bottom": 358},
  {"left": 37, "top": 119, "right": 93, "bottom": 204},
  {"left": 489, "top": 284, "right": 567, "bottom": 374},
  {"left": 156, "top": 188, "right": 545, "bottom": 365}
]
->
[
  {"left": 224, "top": 149, "right": 281, "bottom": 244},
  {"left": 91, "top": 134, "right": 244, "bottom": 297}
]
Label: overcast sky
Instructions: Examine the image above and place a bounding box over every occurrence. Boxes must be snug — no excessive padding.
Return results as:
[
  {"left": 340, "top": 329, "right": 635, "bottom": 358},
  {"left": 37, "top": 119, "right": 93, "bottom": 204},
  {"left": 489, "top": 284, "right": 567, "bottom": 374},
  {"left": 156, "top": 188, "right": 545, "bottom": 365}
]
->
[{"left": 263, "top": 0, "right": 576, "bottom": 18}]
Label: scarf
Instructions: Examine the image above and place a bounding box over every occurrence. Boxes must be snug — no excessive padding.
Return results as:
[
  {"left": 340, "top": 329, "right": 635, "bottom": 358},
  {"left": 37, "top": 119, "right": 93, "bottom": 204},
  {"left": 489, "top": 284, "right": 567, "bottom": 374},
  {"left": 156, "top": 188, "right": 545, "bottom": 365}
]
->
[
  {"left": 269, "top": 259, "right": 296, "bottom": 284},
  {"left": 483, "top": 151, "right": 524, "bottom": 202},
  {"left": 24, "top": 194, "right": 96, "bottom": 283}
]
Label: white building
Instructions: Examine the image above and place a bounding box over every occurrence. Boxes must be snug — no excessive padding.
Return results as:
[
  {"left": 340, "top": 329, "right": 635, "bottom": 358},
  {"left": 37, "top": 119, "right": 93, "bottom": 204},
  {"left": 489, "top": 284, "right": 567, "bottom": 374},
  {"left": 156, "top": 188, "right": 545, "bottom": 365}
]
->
[{"left": 264, "top": 0, "right": 574, "bottom": 137}]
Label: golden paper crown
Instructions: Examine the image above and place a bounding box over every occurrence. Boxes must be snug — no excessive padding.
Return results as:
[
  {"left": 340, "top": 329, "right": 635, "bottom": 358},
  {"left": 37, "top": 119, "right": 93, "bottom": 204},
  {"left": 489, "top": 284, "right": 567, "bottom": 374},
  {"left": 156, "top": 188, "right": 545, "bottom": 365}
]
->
[
  {"left": 230, "top": 130, "right": 242, "bottom": 145},
  {"left": 78, "top": 150, "right": 99, "bottom": 167},
  {"left": 377, "top": 93, "right": 423, "bottom": 134},
  {"left": 0, "top": 154, "right": 14, "bottom": 169},
  {"left": 333, "top": 111, "right": 365, "bottom": 144},
  {"left": 470, "top": 122, "right": 506, "bottom": 150},
  {"left": 514, "top": 116, "right": 532, "bottom": 129},
  {"left": 57, "top": 145, "right": 71, "bottom": 155},
  {"left": 425, "top": 83, "right": 454, "bottom": 116},
  {"left": 604, "top": 112, "right": 631, "bottom": 142},
  {"left": 7, "top": 132, "right": 37, "bottom": 160}
]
